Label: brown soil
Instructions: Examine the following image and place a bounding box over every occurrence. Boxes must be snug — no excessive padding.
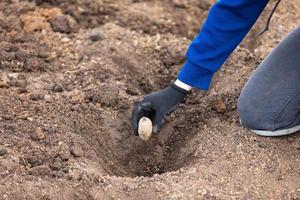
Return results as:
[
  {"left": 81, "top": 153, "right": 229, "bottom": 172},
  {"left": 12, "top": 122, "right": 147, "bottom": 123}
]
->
[{"left": 0, "top": 0, "right": 299, "bottom": 199}]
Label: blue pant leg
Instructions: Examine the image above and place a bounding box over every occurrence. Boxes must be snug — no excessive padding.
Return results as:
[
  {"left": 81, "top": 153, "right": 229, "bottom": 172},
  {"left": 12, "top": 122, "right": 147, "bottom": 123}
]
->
[{"left": 238, "top": 26, "right": 300, "bottom": 131}]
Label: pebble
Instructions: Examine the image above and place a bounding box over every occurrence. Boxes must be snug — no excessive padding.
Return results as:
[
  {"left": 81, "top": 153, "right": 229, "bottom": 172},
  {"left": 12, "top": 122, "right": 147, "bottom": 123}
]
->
[
  {"left": 50, "top": 15, "right": 77, "bottom": 33},
  {"left": 257, "top": 142, "right": 268, "bottom": 149},
  {"left": 27, "top": 117, "right": 34, "bottom": 122},
  {"left": 52, "top": 83, "right": 63, "bottom": 93},
  {"left": 44, "top": 94, "right": 52, "bottom": 102},
  {"left": 30, "top": 93, "right": 44, "bottom": 101},
  {"left": 88, "top": 28, "right": 102, "bottom": 41},
  {"left": 0, "top": 146, "right": 8, "bottom": 156},
  {"left": 213, "top": 97, "right": 226, "bottom": 114},
  {"left": 61, "top": 37, "right": 70, "bottom": 43},
  {"left": 29, "top": 156, "right": 43, "bottom": 167},
  {"left": 0, "top": 79, "right": 8, "bottom": 88},
  {"left": 126, "top": 87, "right": 139, "bottom": 96},
  {"left": 31, "top": 127, "right": 45, "bottom": 141}
]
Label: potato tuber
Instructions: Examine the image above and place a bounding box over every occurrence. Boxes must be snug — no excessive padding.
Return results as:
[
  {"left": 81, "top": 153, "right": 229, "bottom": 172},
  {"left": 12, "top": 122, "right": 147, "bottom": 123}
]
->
[{"left": 138, "top": 117, "right": 153, "bottom": 141}]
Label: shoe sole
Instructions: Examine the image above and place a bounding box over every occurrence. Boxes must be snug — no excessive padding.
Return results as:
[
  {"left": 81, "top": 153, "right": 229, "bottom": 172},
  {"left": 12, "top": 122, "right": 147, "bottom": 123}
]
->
[{"left": 251, "top": 124, "right": 300, "bottom": 137}]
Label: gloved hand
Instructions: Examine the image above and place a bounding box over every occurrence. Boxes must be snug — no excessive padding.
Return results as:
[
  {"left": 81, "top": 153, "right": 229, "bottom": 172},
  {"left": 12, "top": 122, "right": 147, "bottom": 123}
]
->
[{"left": 131, "top": 83, "right": 189, "bottom": 135}]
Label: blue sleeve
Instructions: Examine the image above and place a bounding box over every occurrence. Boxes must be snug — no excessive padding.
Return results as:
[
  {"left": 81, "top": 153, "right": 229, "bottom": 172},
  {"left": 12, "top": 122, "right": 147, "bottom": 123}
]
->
[{"left": 177, "top": 0, "right": 269, "bottom": 90}]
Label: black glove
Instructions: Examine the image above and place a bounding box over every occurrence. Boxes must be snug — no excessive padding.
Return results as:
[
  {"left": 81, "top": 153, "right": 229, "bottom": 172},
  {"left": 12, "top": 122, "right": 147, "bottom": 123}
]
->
[{"left": 131, "top": 83, "right": 189, "bottom": 135}]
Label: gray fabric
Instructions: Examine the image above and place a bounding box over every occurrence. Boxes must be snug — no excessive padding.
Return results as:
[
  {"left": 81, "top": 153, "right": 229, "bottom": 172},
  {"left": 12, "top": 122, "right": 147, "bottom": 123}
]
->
[{"left": 238, "top": 26, "right": 300, "bottom": 131}]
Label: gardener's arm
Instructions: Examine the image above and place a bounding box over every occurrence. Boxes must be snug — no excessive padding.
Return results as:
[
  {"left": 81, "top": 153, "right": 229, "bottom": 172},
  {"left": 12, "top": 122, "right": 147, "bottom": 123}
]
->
[
  {"left": 131, "top": 0, "right": 269, "bottom": 135},
  {"left": 178, "top": 0, "right": 269, "bottom": 90}
]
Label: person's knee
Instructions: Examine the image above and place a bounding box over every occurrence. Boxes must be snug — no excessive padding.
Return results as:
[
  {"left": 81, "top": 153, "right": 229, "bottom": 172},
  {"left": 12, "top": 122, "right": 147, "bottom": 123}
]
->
[
  {"left": 237, "top": 91, "right": 275, "bottom": 131},
  {"left": 238, "top": 90, "right": 300, "bottom": 132}
]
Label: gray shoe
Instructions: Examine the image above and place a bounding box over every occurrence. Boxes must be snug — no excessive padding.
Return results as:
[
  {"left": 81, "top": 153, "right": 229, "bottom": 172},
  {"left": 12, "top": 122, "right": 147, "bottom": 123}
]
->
[{"left": 251, "top": 125, "right": 300, "bottom": 137}]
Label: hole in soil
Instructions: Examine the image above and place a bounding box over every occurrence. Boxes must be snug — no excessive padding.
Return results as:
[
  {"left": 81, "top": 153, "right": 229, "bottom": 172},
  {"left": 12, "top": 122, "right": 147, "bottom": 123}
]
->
[{"left": 86, "top": 111, "right": 197, "bottom": 178}]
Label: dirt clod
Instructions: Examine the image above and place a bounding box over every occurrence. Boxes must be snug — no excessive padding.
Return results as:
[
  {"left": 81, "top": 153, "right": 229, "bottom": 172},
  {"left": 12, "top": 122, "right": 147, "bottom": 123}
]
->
[
  {"left": 50, "top": 15, "right": 77, "bottom": 33},
  {"left": 28, "top": 156, "right": 43, "bottom": 167},
  {"left": 21, "top": 15, "right": 50, "bottom": 32},
  {"left": 213, "top": 97, "right": 227, "bottom": 113},
  {"left": 86, "top": 86, "right": 119, "bottom": 107},
  {"left": 52, "top": 83, "right": 63, "bottom": 93},
  {"left": 30, "top": 93, "right": 44, "bottom": 101},
  {"left": 258, "top": 142, "right": 268, "bottom": 148},
  {"left": 29, "top": 165, "right": 51, "bottom": 176},
  {"left": 59, "top": 143, "right": 71, "bottom": 161},
  {"left": 31, "top": 127, "right": 46, "bottom": 141},
  {"left": 70, "top": 145, "right": 83, "bottom": 158},
  {"left": 126, "top": 87, "right": 139, "bottom": 96},
  {"left": 0, "top": 79, "right": 8, "bottom": 88}
]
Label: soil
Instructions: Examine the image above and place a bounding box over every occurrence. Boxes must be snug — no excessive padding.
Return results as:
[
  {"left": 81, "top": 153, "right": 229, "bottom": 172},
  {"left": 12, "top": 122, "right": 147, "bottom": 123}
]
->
[{"left": 0, "top": 0, "right": 299, "bottom": 199}]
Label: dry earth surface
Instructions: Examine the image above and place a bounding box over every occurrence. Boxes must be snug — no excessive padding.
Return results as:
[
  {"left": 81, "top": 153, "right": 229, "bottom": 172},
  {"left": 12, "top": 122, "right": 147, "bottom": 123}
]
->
[{"left": 0, "top": 0, "right": 300, "bottom": 199}]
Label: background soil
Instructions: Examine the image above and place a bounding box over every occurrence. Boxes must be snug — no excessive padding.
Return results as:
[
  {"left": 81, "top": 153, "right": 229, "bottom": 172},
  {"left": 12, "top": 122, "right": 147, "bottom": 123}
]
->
[{"left": 0, "top": 0, "right": 299, "bottom": 199}]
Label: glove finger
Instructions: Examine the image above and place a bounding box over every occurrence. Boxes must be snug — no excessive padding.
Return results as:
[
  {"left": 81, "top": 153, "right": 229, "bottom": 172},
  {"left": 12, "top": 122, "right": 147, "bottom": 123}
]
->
[
  {"left": 131, "top": 102, "right": 153, "bottom": 136},
  {"left": 153, "top": 113, "right": 166, "bottom": 134}
]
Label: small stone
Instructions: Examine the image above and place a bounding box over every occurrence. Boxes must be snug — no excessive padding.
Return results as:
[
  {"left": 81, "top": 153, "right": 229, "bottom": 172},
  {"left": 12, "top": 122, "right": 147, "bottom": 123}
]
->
[
  {"left": 52, "top": 83, "right": 63, "bottom": 93},
  {"left": 258, "top": 142, "right": 268, "bottom": 148},
  {"left": 126, "top": 87, "right": 139, "bottom": 96},
  {"left": 29, "top": 156, "right": 43, "bottom": 167},
  {"left": 27, "top": 117, "right": 34, "bottom": 122},
  {"left": 44, "top": 94, "right": 52, "bottom": 102},
  {"left": 213, "top": 97, "right": 226, "bottom": 114},
  {"left": 70, "top": 145, "right": 83, "bottom": 158},
  {"left": 0, "top": 146, "right": 8, "bottom": 156},
  {"left": 0, "top": 79, "right": 8, "bottom": 88},
  {"left": 172, "top": 0, "right": 188, "bottom": 8},
  {"left": 61, "top": 37, "right": 70, "bottom": 43},
  {"left": 29, "top": 165, "right": 51, "bottom": 176},
  {"left": 43, "top": 126, "right": 57, "bottom": 134},
  {"left": 30, "top": 93, "right": 44, "bottom": 101},
  {"left": 31, "top": 127, "right": 45, "bottom": 141},
  {"left": 50, "top": 15, "right": 77, "bottom": 33},
  {"left": 88, "top": 28, "right": 102, "bottom": 41}
]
